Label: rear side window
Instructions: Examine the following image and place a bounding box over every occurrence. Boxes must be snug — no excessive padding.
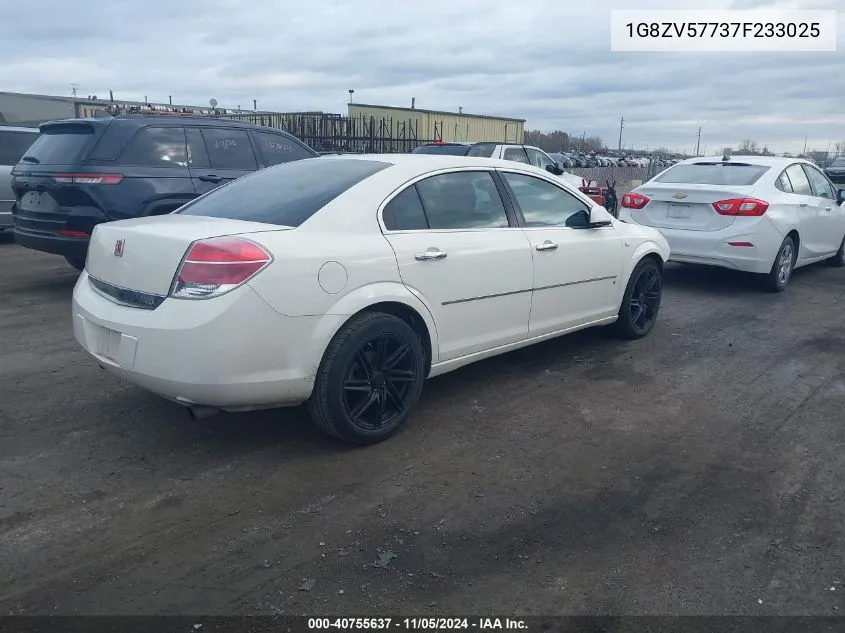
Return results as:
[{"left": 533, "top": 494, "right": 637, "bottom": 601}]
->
[
  {"left": 785, "top": 164, "right": 812, "bottom": 195},
  {"left": 412, "top": 144, "right": 470, "bottom": 156},
  {"left": 201, "top": 128, "right": 257, "bottom": 170},
  {"left": 0, "top": 130, "right": 38, "bottom": 165},
  {"left": 415, "top": 171, "right": 509, "bottom": 230},
  {"left": 177, "top": 158, "right": 390, "bottom": 227},
  {"left": 117, "top": 126, "right": 187, "bottom": 168},
  {"left": 19, "top": 124, "right": 94, "bottom": 165},
  {"left": 466, "top": 143, "right": 497, "bottom": 158},
  {"left": 503, "top": 147, "right": 529, "bottom": 164},
  {"left": 383, "top": 186, "right": 428, "bottom": 230},
  {"left": 654, "top": 163, "right": 770, "bottom": 186},
  {"left": 775, "top": 171, "right": 793, "bottom": 193},
  {"left": 253, "top": 131, "right": 316, "bottom": 166}
]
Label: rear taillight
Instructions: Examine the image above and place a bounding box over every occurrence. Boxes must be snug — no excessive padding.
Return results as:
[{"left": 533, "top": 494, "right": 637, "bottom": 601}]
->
[
  {"left": 51, "top": 173, "right": 123, "bottom": 185},
  {"left": 712, "top": 198, "right": 769, "bottom": 216},
  {"left": 57, "top": 229, "right": 89, "bottom": 238},
  {"left": 170, "top": 237, "right": 272, "bottom": 300},
  {"left": 621, "top": 192, "right": 650, "bottom": 209}
]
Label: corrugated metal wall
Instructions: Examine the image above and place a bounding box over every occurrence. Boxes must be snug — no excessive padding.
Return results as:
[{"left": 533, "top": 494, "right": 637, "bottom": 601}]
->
[{"left": 348, "top": 104, "right": 523, "bottom": 144}]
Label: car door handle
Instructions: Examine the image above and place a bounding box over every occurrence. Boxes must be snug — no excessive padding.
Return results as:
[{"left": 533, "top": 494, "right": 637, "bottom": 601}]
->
[
  {"left": 198, "top": 174, "right": 223, "bottom": 183},
  {"left": 799, "top": 202, "right": 809, "bottom": 207},
  {"left": 535, "top": 240, "right": 558, "bottom": 251},
  {"left": 414, "top": 248, "right": 447, "bottom": 261},
  {"left": 824, "top": 206, "right": 832, "bottom": 211}
]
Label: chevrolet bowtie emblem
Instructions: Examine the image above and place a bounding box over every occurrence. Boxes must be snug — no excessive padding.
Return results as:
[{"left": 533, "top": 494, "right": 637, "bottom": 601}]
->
[{"left": 673, "top": 192, "right": 687, "bottom": 200}]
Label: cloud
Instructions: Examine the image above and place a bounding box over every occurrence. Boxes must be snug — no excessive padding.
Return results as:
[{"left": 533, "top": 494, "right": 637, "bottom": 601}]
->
[{"left": 0, "top": 0, "right": 842, "bottom": 154}]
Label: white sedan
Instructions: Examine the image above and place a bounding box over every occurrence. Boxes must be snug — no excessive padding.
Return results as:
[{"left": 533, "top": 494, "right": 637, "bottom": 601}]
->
[
  {"left": 619, "top": 155, "right": 845, "bottom": 292},
  {"left": 72, "top": 155, "right": 669, "bottom": 444}
]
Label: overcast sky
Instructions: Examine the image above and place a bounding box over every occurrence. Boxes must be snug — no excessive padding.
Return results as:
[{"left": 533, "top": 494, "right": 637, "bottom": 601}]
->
[{"left": 0, "top": 0, "right": 841, "bottom": 155}]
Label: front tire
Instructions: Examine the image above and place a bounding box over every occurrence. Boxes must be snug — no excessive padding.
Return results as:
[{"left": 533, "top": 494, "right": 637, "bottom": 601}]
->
[
  {"left": 306, "top": 312, "right": 426, "bottom": 445},
  {"left": 763, "top": 236, "right": 796, "bottom": 292},
  {"left": 826, "top": 236, "right": 845, "bottom": 267},
  {"left": 615, "top": 257, "right": 662, "bottom": 340}
]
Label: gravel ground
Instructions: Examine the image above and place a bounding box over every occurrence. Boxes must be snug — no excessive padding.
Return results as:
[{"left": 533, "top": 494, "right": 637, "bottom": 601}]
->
[{"left": 1, "top": 235, "right": 843, "bottom": 616}]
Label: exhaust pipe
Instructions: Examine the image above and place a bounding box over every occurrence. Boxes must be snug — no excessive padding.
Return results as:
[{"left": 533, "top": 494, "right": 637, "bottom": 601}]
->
[{"left": 188, "top": 405, "right": 221, "bottom": 420}]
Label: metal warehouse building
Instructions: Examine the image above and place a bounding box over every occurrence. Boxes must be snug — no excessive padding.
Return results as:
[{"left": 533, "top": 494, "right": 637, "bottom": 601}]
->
[{"left": 348, "top": 102, "right": 524, "bottom": 144}]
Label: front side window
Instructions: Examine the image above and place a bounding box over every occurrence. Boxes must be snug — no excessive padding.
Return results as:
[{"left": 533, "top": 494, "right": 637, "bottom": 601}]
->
[
  {"left": 118, "top": 126, "right": 187, "bottom": 168},
  {"left": 414, "top": 171, "right": 509, "bottom": 230},
  {"left": 502, "top": 172, "right": 590, "bottom": 228},
  {"left": 526, "top": 148, "right": 555, "bottom": 170},
  {"left": 803, "top": 165, "right": 836, "bottom": 200},
  {"left": 200, "top": 128, "right": 257, "bottom": 170}
]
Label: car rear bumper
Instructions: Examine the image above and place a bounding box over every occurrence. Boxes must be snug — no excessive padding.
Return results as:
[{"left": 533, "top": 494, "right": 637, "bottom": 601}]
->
[
  {"left": 13, "top": 227, "right": 90, "bottom": 260},
  {"left": 72, "top": 272, "right": 345, "bottom": 410},
  {"left": 620, "top": 214, "right": 781, "bottom": 274},
  {"left": 0, "top": 210, "right": 12, "bottom": 230}
]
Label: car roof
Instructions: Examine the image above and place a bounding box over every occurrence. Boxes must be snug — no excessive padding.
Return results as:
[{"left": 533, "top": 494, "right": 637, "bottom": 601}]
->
[
  {"left": 0, "top": 125, "right": 40, "bottom": 133},
  {"left": 38, "top": 115, "right": 297, "bottom": 134},
  {"left": 678, "top": 155, "right": 811, "bottom": 167},
  {"left": 319, "top": 153, "right": 559, "bottom": 172}
]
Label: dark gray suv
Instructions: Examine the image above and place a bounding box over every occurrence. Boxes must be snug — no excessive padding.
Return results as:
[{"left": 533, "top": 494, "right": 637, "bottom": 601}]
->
[{"left": 0, "top": 125, "right": 39, "bottom": 231}]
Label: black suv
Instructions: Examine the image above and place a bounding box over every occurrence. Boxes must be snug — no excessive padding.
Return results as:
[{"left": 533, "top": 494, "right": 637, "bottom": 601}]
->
[{"left": 11, "top": 115, "right": 319, "bottom": 270}]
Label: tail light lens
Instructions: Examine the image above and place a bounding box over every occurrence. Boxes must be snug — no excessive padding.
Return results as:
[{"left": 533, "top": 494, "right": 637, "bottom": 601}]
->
[
  {"left": 621, "top": 192, "right": 650, "bottom": 209},
  {"left": 170, "top": 237, "right": 272, "bottom": 300},
  {"left": 712, "top": 198, "right": 769, "bottom": 216},
  {"left": 51, "top": 173, "right": 124, "bottom": 185},
  {"left": 57, "top": 229, "right": 89, "bottom": 238}
]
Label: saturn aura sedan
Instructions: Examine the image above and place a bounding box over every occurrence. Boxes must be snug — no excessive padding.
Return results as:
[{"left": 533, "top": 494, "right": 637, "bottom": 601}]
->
[
  {"left": 619, "top": 155, "right": 845, "bottom": 292},
  {"left": 72, "top": 154, "right": 669, "bottom": 444}
]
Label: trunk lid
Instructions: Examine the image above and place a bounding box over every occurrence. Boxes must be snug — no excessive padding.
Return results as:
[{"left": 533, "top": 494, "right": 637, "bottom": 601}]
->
[
  {"left": 86, "top": 215, "right": 290, "bottom": 296},
  {"left": 631, "top": 182, "right": 757, "bottom": 231}
]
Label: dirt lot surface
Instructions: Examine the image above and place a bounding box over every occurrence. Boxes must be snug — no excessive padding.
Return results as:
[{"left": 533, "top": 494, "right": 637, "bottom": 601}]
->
[{"left": 1, "top": 236, "right": 843, "bottom": 617}]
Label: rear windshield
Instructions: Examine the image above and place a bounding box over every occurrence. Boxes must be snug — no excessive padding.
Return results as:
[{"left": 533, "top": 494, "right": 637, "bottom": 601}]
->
[
  {"left": 412, "top": 144, "right": 470, "bottom": 156},
  {"left": 21, "top": 124, "right": 95, "bottom": 165},
  {"left": 654, "top": 162, "right": 770, "bottom": 186},
  {"left": 177, "top": 158, "right": 391, "bottom": 227},
  {"left": 830, "top": 158, "right": 845, "bottom": 168},
  {"left": 0, "top": 130, "right": 39, "bottom": 165}
]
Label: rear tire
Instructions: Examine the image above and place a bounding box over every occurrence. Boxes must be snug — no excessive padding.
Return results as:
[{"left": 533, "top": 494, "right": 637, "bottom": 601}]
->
[
  {"left": 826, "top": 236, "right": 845, "bottom": 267},
  {"left": 65, "top": 255, "right": 85, "bottom": 272},
  {"left": 615, "top": 257, "right": 662, "bottom": 340},
  {"left": 763, "top": 236, "right": 795, "bottom": 292},
  {"left": 306, "top": 312, "right": 426, "bottom": 445}
]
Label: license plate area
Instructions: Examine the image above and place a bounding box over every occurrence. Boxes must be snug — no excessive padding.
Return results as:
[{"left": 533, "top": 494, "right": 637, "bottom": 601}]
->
[
  {"left": 20, "top": 190, "right": 58, "bottom": 212},
  {"left": 666, "top": 203, "right": 692, "bottom": 219},
  {"left": 96, "top": 326, "right": 123, "bottom": 362}
]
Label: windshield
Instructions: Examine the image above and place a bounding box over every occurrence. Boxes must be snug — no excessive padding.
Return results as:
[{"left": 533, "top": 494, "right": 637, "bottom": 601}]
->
[{"left": 654, "top": 162, "right": 770, "bottom": 186}]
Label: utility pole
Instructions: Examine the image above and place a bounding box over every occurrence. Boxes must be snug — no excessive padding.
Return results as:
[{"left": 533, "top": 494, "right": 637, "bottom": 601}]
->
[
  {"left": 695, "top": 126, "right": 702, "bottom": 156},
  {"left": 618, "top": 116, "right": 624, "bottom": 152},
  {"left": 803, "top": 136, "right": 808, "bottom": 156},
  {"left": 71, "top": 83, "right": 79, "bottom": 97}
]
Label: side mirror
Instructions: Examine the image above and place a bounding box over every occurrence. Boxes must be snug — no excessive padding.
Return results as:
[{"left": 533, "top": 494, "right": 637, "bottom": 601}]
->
[
  {"left": 546, "top": 162, "right": 564, "bottom": 175},
  {"left": 838, "top": 189, "right": 845, "bottom": 205},
  {"left": 589, "top": 205, "right": 614, "bottom": 228}
]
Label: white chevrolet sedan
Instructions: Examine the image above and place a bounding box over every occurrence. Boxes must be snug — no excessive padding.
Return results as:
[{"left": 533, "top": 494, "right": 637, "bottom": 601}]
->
[
  {"left": 72, "top": 155, "right": 669, "bottom": 444},
  {"left": 619, "top": 155, "right": 845, "bottom": 292}
]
